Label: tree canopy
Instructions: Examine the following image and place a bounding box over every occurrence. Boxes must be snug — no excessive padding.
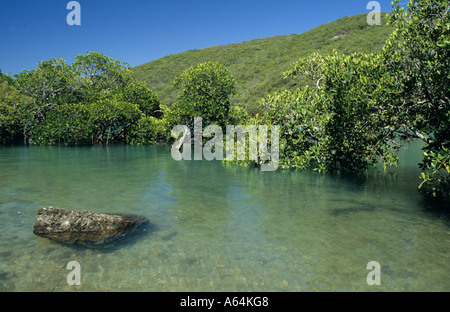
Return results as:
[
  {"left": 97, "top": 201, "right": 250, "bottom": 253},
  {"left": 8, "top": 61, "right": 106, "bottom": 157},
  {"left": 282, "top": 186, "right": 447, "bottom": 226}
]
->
[
  {"left": 168, "top": 61, "right": 237, "bottom": 129},
  {"left": 251, "top": 0, "right": 449, "bottom": 196},
  {"left": 1, "top": 52, "right": 161, "bottom": 145}
]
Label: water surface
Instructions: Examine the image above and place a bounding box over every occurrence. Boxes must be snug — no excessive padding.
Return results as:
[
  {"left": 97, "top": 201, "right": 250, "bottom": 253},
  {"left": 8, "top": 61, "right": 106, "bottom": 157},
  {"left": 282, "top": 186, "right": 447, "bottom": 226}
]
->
[{"left": 0, "top": 143, "right": 449, "bottom": 291}]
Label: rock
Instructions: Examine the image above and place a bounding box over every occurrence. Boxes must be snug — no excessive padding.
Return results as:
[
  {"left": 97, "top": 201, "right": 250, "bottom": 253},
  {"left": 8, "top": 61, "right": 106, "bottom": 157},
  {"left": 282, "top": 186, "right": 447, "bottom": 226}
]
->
[
  {"left": 33, "top": 206, "right": 150, "bottom": 246},
  {"left": 331, "top": 34, "right": 346, "bottom": 40}
]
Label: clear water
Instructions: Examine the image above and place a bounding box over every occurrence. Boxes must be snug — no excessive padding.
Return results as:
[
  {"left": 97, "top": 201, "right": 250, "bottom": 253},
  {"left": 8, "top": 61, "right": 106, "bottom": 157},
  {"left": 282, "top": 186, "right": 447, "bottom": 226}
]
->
[{"left": 0, "top": 142, "right": 449, "bottom": 292}]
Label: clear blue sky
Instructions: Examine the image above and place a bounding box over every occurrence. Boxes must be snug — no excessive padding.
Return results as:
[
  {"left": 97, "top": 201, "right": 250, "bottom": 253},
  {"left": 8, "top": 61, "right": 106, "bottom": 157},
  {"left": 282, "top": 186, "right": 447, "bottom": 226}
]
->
[{"left": 0, "top": 0, "right": 393, "bottom": 76}]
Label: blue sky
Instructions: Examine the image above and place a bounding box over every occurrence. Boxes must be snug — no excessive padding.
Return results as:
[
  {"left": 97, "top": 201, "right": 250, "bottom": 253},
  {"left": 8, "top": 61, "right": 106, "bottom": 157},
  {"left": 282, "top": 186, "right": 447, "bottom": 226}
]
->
[{"left": 0, "top": 0, "right": 393, "bottom": 76}]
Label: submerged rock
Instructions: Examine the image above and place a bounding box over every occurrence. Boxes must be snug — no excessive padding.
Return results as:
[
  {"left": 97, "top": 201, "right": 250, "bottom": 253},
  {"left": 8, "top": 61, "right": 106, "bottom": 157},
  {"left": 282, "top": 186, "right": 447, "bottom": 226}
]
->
[{"left": 33, "top": 206, "right": 149, "bottom": 246}]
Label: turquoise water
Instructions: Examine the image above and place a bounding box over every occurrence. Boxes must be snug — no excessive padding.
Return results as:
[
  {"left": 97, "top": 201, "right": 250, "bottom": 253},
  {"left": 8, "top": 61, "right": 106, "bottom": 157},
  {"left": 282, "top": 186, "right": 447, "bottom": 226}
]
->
[{"left": 0, "top": 143, "right": 449, "bottom": 291}]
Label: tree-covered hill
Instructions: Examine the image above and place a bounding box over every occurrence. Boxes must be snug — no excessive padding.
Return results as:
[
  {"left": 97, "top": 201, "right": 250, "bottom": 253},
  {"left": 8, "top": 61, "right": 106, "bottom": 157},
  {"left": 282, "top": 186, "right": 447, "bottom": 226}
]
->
[{"left": 133, "top": 13, "right": 394, "bottom": 115}]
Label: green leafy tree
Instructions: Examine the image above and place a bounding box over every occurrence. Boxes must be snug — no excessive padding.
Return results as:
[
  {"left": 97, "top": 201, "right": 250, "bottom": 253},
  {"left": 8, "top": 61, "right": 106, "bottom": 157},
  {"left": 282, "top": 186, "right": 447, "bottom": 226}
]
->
[
  {"left": 382, "top": 0, "right": 450, "bottom": 195},
  {"left": 122, "top": 81, "right": 161, "bottom": 118},
  {"left": 10, "top": 52, "right": 163, "bottom": 146},
  {"left": 0, "top": 79, "right": 34, "bottom": 144},
  {"left": 253, "top": 0, "right": 449, "bottom": 196},
  {"left": 170, "top": 61, "right": 237, "bottom": 128},
  {"left": 72, "top": 51, "right": 135, "bottom": 100},
  {"left": 270, "top": 51, "right": 398, "bottom": 173},
  {"left": 31, "top": 96, "right": 141, "bottom": 145},
  {"left": 14, "top": 58, "right": 82, "bottom": 127},
  {"left": 29, "top": 103, "right": 91, "bottom": 145},
  {"left": 0, "top": 70, "right": 15, "bottom": 85},
  {"left": 127, "top": 116, "right": 170, "bottom": 145},
  {"left": 257, "top": 86, "right": 332, "bottom": 171}
]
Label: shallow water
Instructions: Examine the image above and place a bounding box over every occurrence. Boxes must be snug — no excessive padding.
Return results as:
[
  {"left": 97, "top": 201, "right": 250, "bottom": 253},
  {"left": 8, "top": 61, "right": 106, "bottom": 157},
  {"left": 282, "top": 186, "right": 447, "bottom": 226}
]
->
[{"left": 0, "top": 142, "right": 449, "bottom": 291}]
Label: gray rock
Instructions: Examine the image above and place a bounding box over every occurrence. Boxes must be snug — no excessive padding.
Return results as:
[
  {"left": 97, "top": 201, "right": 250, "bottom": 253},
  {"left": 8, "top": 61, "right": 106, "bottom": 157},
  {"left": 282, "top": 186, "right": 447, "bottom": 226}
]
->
[{"left": 33, "top": 206, "right": 149, "bottom": 245}]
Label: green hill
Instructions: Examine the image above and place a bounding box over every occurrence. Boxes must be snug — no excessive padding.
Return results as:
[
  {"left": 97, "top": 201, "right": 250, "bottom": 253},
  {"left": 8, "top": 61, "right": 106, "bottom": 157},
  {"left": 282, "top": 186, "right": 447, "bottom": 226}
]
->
[{"left": 133, "top": 13, "right": 394, "bottom": 115}]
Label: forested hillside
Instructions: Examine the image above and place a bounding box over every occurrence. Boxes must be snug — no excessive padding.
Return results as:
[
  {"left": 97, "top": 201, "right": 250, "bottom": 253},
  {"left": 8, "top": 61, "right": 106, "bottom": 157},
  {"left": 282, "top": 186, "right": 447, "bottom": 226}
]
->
[{"left": 133, "top": 13, "right": 394, "bottom": 114}]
